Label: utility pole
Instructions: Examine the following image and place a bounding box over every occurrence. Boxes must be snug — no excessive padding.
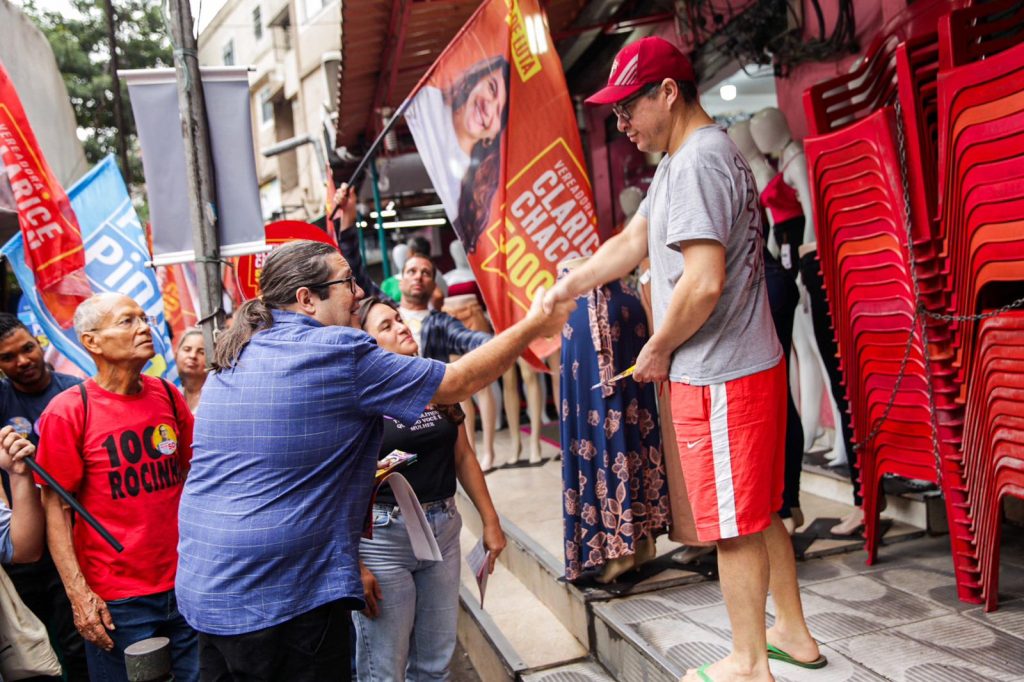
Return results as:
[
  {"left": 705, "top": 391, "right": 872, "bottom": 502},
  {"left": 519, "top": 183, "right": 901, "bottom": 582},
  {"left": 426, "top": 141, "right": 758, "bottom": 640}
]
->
[
  {"left": 104, "top": 0, "right": 131, "bottom": 185},
  {"left": 165, "top": 0, "right": 224, "bottom": 359}
]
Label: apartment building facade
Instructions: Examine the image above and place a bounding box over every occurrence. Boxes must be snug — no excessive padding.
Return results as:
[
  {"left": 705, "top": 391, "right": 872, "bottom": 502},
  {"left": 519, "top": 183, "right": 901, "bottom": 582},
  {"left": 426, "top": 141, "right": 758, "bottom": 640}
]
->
[{"left": 198, "top": 0, "right": 340, "bottom": 223}]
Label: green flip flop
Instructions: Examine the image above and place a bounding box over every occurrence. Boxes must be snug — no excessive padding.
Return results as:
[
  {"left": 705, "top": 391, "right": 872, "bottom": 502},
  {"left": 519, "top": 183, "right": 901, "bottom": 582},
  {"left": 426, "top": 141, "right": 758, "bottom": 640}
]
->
[
  {"left": 767, "top": 643, "right": 829, "bottom": 669},
  {"left": 696, "top": 664, "right": 713, "bottom": 681}
]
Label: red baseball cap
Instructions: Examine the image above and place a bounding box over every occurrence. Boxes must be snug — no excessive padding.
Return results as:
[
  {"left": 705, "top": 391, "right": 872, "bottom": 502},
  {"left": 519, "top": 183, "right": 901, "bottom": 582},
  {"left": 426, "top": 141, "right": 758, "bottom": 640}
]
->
[{"left": 585, "top": 37, "right": 696, "bottom": 105}]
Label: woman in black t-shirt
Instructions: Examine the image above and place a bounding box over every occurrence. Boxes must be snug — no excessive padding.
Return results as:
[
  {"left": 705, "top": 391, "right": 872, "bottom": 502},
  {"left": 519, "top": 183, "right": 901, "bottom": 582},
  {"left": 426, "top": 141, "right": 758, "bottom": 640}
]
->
[{"left": 353, "top": 296, "right": 506, "bottom": 681}]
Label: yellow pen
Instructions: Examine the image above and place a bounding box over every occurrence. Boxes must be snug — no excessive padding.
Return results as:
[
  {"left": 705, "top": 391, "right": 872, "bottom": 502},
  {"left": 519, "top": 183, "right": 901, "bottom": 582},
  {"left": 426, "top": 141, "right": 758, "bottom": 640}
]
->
[{"left": 591, "top": 365, "right": 636, "bottom": 390}]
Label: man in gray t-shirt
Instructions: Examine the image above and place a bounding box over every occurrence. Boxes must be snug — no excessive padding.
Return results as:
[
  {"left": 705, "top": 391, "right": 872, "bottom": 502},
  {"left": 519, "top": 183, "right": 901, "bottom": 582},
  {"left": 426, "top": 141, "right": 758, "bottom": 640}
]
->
[
  {"left": 545, "top": 37, "right": 824, "bottom": 681},
  {"left": 641, "top": 125, "right": 781, "bottom": 385}
]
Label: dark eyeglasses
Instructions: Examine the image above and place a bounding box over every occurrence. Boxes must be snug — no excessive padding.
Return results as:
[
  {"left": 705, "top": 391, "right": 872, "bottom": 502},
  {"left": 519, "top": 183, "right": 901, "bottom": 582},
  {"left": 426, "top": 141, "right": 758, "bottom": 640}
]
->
[
  {"left": 612, "top": 82, "right": 660, "bottom": 122},
  {"left": 309, "top": 275, "right": 357, "bottom": 294}
]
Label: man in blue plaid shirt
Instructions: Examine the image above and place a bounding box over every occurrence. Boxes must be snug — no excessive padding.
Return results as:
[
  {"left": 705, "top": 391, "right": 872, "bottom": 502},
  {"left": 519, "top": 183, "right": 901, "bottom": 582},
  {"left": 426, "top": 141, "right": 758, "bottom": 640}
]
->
[{"left": 176, "top": 239, "right": 572, "bottom": 681}]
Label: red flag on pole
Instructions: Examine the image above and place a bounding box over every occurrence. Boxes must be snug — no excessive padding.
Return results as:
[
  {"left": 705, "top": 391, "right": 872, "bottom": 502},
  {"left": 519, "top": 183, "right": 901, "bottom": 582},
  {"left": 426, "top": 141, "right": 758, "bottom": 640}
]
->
[
  {"left": 405, "top": 0, "right": 600, "bottom": 366},
  {"left": 0, "top": 61, "right": 89, "bottom": 326}
]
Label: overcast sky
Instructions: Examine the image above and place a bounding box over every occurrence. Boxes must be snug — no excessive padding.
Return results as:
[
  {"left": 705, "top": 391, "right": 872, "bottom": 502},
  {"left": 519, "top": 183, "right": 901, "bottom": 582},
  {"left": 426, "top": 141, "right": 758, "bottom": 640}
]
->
[{"left": 16, "top": 0, "right": 226, "bottom": 34}]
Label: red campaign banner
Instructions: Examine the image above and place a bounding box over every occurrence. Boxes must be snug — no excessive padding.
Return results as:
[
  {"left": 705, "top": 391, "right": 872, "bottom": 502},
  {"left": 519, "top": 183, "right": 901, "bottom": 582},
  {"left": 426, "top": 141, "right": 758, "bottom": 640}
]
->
[
  {"left": 157, "top": 263, "right": 199, "bottom": 342},
  {"left": 405, "top": 0, "right": 600, "bottom": 364},
  {"left": 235, "top": 220, "right": 337, "bottom": 300},
  {"left": 0, "top": 61, "right": 89, "bottom": 326}
]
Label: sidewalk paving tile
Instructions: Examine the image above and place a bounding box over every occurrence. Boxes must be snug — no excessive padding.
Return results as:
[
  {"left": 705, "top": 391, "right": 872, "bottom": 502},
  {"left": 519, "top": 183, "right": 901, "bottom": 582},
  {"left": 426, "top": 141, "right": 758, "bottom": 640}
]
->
[
  {"left": 964, "top": 598, "right": 1024, "bottom": 640},
  {"left": 785, "top": 575, "right": 950, "bottom": 642},
  {"left": 831, "top": 613, "right": 1024, "bottom": 680}
]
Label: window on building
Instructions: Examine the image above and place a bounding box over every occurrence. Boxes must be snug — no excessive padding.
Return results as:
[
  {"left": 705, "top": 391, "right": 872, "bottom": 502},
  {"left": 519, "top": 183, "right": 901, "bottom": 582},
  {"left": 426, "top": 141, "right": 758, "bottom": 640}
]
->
[
  {"left": 222, "top": 40, "right": 234, "bottom": 66},
  {"left": 253, "top": 7, "right": 263, "bottom": 40},
  {"left": 259, "top": 88, "right": 274, "bottom": 126},
  {"left": 302, "top": 0, "right": 328, "bottom": 22}
]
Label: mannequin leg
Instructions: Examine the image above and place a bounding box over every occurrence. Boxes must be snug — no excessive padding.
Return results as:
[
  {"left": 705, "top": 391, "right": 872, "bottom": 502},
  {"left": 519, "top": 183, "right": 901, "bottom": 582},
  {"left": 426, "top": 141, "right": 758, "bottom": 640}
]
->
[
  {"left": 547, "top": 354, "right": 561, "bottom": 426},
  {"left": 476, "top": 386, "right": 497, "bottom": 472},
  {"left": 518, "top": 359, "right": 544, "bottom": 464},
  {"left": 766, "top": 264, "right": 805, "bottom": 532},
  {"left": 792, "top": 284, "right": 825, "bottom": 449},
  {"left": 503, "top": 365, "right": 522, "bottom": 464},
  {"left": 817, "top": 350, "right": 848, "bottom": 467}
]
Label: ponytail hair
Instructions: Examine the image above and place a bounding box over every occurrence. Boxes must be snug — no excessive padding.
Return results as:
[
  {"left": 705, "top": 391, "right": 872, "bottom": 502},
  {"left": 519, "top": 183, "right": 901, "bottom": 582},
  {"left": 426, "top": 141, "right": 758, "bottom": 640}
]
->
[{"left": 212, "top": 240, "right": 337, "bottom": 370}]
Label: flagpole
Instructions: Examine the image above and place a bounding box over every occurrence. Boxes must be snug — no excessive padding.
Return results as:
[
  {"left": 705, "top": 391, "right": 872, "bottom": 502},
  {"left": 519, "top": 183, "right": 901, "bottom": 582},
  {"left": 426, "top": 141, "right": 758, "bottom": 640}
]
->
[
  {"left": 343, "top": 97, "right": 413, "bottom": 191},
  {"left": 164, "top": 0, "right": 225, "bottom": 359}
]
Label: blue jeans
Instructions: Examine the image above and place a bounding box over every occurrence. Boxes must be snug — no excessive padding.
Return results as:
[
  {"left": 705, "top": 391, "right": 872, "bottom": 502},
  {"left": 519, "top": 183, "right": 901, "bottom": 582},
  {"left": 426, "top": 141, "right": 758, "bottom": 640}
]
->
[
  {"left": 354, "top": 498, "right": 462, "bottom": 681},
  {"left": 84, "top": 589, "right": 198, "bottom": 682}
]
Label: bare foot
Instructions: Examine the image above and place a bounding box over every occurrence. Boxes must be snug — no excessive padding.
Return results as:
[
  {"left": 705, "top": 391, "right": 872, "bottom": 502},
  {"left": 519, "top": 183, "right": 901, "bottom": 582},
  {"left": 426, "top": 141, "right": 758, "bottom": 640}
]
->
[
  {"left": 679, "top": 656, "right": 773, "bottom": 681},
  {"left": 766, "top": 624, "right": 821, "bottom": 667},
  {"left": 595, "top": 555, "right": 634, "bottom": 584},
  {"left": 634, "top": 536, "right": 657, "bottom": 567},
  {"left": 479, "top": 451, "right": 494, "bottom": 472},
  {"left": 528, "top": 441, "right": 543, "bottom": 465},
  {"left": 829, "top": 510, "right": 863, "bottom": 536}
]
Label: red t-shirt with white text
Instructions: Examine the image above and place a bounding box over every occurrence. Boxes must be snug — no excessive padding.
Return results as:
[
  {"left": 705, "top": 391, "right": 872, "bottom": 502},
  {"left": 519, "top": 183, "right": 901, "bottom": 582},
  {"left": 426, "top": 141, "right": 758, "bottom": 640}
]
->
[{"left": 35, "top": 376, "right": 193, "bottom": 601}]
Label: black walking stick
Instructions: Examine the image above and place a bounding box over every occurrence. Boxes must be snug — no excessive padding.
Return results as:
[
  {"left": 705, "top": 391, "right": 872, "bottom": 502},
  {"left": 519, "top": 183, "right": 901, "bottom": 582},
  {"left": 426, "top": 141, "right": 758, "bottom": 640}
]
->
[{"left": 25, "top": 457, "right": 124, "bottom": 553}]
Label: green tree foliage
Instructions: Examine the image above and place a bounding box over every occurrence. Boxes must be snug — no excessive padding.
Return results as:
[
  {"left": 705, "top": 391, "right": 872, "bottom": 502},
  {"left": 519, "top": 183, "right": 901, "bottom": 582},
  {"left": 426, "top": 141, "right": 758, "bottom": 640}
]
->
[{"left": 21, "top": 0, "right": 172, "bottom": 187}]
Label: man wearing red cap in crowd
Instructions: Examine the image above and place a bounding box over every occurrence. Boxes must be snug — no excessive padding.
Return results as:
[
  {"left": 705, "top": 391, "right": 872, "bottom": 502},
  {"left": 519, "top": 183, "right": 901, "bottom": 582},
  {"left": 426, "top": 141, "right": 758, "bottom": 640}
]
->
[{"left": 545, "top": 37, "right": 824, "bottom": 681}]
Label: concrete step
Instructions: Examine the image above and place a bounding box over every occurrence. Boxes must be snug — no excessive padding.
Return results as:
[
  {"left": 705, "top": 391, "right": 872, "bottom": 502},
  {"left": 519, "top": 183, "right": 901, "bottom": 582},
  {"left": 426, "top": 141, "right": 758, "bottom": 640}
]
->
[
  {"left": 800, "top": 461, "right": 946, "bottom": 534},
  {"left": 520, "top": 658, "right": 619, "bottom": 681},
  {"left": 455, "top": 492, "right": 589, "bottom": 680}
]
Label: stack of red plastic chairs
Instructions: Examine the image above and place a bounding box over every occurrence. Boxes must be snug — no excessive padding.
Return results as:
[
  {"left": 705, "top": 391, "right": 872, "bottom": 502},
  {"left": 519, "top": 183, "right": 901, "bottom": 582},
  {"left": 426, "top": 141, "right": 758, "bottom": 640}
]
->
[
  {"left": 935, "top": 0, "right": 1024, "bottom": 610},
  {"left": 802, "top": 0, "right": 1024, "bottom": 608}
]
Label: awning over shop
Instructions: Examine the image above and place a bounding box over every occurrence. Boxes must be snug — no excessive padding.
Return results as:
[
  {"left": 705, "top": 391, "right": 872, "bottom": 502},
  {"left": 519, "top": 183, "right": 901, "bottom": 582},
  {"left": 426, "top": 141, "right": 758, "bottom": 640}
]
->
[{"left": 335, "top": 0, "right": 591, "bottom": 158}]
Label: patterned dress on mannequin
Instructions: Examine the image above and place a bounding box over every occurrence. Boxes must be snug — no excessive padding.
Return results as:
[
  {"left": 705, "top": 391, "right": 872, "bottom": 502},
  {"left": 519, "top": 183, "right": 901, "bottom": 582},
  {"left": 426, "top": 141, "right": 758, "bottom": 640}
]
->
[{"left": 559, "top": 276, "right": 670, "bottom": 581}]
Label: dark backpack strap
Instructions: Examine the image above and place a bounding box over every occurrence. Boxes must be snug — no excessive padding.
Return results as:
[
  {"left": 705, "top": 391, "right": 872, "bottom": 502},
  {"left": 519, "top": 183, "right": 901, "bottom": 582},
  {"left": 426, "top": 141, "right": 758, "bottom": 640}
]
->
[
  {"left": 77, "top": 383, "right": 88, "bottom": 456},
  {"left": 159, "top": 378, "right": 179, "bottom": 424}
]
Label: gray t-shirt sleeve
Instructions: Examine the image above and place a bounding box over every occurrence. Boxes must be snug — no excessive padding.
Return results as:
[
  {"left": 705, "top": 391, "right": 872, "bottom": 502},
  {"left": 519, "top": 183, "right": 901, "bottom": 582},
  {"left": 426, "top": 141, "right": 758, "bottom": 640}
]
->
[
  {"left": 638, "top": 196, "right": 650, "bottom": 219},
  {"left": 0, "top": 501, "right": 12, "bottom": 564},
  {"left": 665, "top": 162, "right": 733, "bottom": 250}
]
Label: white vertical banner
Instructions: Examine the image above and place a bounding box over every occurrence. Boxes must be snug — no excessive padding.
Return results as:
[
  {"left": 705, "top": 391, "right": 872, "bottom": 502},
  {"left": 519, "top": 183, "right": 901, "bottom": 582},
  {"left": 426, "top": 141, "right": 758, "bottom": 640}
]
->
[{"left": 121, "top": 67, "right": 266, "bottom": 265}]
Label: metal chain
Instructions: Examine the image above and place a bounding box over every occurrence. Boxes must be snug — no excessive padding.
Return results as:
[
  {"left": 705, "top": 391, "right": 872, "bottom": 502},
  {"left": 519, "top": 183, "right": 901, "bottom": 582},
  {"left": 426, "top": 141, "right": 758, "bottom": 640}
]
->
[{"left": 889, "top": 98, "right": 945, "bottom": 484}]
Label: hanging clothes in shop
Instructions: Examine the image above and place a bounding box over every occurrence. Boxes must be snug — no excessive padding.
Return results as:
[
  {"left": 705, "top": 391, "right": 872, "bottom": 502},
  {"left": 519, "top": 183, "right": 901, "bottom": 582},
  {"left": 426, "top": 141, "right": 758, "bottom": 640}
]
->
[
  {"left": 761, "top": 165, "right": 805, "bottom": 278},
  {"left": 559, "top": 276, "right": 669, "bottom": 582}
]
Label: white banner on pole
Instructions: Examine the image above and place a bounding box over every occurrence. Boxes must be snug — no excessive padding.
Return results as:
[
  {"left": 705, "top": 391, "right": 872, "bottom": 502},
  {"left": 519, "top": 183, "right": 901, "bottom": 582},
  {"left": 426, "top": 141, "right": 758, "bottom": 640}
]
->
[{"left": 122, "top": 67, "right": 266, "bottom": 265}]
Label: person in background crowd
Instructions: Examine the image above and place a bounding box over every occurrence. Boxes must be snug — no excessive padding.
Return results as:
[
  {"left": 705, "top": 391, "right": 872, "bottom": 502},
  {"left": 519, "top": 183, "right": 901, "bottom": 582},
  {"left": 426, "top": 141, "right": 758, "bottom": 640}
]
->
[
  {"left": 0, "top": 425, "right": 44, "bottom": 563},
  {"left": 335, "top": 185, "right": 500, "bottom": 470},
  {"left": 175, "top": 240, "right": 572, "bottom": 682},
  {"left": 406, "top": 235, "right": 447, "bottom": 309},
  {"left": 35, "top": 293, "right": 197, "bottom": 682},
  {"left": 333, "top": 186, "right": 489, "bottom": 364},
  {"left": 175, "top": 328, "right": 207, "bottom": 413},
  {"left": 0, "top": 312, "right": 89, "bottom": 681},
  {"left": 546, "top": 37, "right": 823, "bottom": 681},
  {"left": 353, "top": 296, "right": 506, "bottom": 680}
]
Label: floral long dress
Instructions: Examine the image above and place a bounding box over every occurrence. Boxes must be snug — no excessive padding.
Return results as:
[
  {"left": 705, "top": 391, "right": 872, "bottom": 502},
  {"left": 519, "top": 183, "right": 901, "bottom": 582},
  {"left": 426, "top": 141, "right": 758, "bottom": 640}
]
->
[{"left": 559, "top": 276, "right": 670, "bottom": 581}]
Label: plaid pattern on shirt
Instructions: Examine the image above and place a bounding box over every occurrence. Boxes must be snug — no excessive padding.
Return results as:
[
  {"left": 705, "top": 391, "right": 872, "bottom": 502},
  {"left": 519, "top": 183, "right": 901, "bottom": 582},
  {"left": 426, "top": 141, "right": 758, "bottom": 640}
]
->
[{"left": 175, "top": 310, "right": 445, "bottom": 635}]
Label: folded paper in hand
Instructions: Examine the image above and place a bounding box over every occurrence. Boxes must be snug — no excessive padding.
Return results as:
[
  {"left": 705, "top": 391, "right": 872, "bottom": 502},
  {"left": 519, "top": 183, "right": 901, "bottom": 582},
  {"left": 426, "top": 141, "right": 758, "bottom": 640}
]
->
[
  {"left": 465, "top": 539, "right": 492, "bottom": 608},
  {"left": 366, "top": 450, "right": 443, "bottom": 562}
]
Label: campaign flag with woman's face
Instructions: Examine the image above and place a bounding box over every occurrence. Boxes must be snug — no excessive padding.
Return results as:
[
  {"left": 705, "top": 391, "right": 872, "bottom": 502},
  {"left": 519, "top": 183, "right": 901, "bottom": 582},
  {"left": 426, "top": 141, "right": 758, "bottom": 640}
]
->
[{"left": 405, "top": 0, "right": 599, "bottom": 362}]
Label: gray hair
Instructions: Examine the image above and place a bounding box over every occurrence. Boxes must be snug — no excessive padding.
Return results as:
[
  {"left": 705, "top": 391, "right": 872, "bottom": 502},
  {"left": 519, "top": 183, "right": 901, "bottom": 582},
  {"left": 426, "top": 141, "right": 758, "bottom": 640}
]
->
[{"left": 73, "top": 293, "right": 125, "bottom": 341}]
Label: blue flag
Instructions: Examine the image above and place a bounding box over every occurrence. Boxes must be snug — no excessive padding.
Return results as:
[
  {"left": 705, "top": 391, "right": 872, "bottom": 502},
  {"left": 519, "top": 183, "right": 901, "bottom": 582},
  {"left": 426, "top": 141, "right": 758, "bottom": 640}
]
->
[{"left": 1, "top": 155, "right": 179, "bottom": 385}]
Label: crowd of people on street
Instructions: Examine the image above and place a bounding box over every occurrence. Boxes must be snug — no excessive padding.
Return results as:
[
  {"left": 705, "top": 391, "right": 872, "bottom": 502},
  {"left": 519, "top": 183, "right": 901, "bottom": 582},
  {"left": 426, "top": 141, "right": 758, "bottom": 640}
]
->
[{"left": 0, "top": 37, "right": 824, "bottom": 682}]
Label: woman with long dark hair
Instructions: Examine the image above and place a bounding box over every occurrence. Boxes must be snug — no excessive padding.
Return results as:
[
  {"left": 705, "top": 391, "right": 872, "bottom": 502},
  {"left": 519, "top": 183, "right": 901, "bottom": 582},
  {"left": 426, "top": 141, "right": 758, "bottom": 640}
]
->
[
  {"left": 353, "top": 295, "right": 506, "bottom": 681},
  {"left": 406, "top": 55, "right": 511, "bottom": 253}
]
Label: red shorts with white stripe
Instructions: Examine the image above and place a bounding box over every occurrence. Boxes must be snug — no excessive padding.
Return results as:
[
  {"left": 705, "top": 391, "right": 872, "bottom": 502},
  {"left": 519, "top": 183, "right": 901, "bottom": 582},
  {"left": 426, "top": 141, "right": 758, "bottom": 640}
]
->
[{"left": 669, "top": 360, "right": 786, "bottom": 542}]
